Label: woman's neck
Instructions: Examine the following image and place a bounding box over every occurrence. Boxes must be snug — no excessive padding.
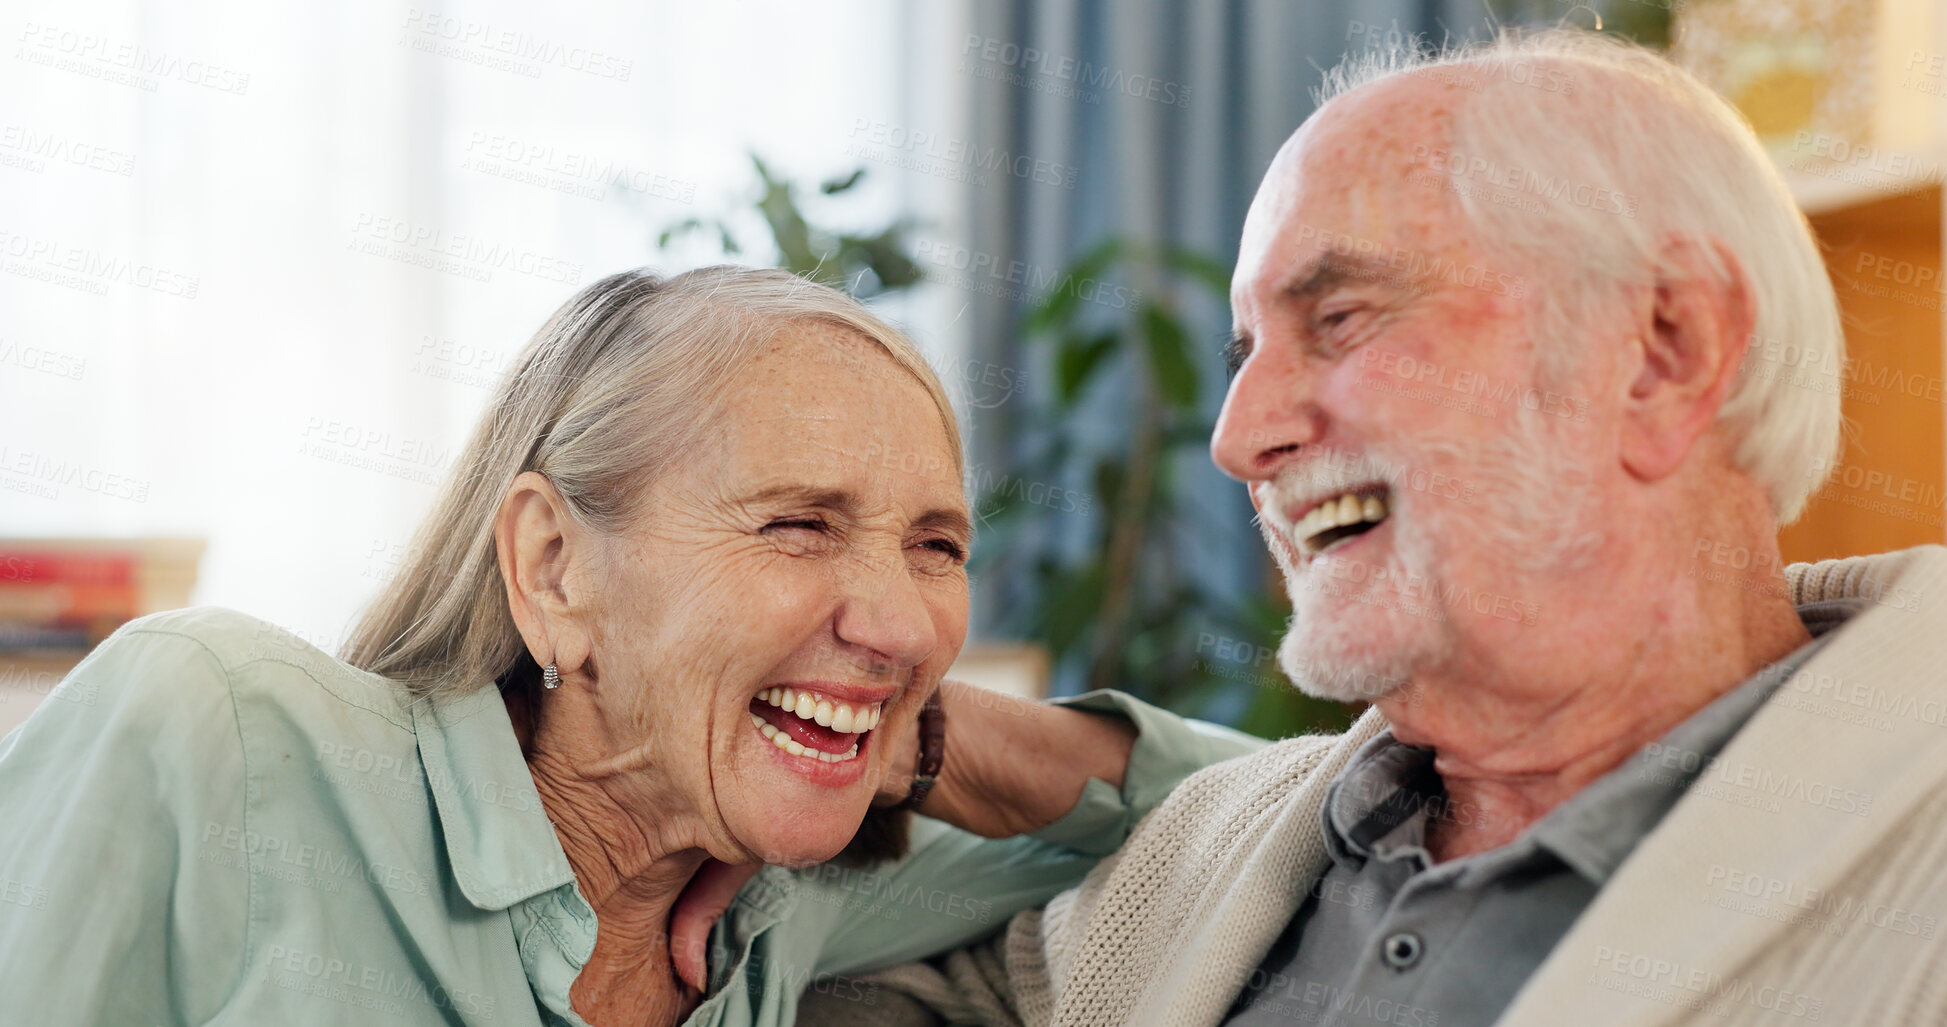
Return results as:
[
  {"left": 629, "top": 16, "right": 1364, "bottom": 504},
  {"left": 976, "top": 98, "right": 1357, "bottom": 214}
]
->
[
  {"left": 508, "top": 687, "right": 710, "bottom": 1025},
  {"left": 507, "top": 683, "right": 710, "bottom": 902},
  {"left": 528, "top": 745, "right": 709, "bottom": 914}
]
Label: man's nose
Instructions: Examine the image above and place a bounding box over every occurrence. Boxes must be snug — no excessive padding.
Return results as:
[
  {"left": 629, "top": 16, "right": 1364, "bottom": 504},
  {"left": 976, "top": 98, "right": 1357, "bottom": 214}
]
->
[{"left": 1210, "top": 344, "right": 1322, "bottom": 482}]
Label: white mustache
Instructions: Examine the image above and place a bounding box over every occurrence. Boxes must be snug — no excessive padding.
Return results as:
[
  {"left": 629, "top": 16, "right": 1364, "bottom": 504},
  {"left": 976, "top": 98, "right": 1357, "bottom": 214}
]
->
[{"left": 1258, "top": 449, "right": 1406, "bottom": 537}]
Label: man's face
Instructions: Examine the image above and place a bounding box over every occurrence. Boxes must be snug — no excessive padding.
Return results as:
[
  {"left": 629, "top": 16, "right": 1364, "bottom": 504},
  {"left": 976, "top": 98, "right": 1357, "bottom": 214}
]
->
[{"left": 1212, "top": 78, "right": 1605, "bottom": 702}]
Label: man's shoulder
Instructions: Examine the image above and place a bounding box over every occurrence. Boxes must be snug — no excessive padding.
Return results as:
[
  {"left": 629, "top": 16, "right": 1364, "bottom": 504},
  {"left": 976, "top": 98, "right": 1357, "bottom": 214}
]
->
[
  {"left": 1127, "top": 718, "right": 1375, "bottom": 853},
  {"left": 1787, "top": 543, "right": 1947, "bottom": 613},
  {"left": 1182, "top": 727, "right": 1352, "bottom": 794},
  {"left": 1013, "top": 716, "right": 1383, "bottom": 1019}
]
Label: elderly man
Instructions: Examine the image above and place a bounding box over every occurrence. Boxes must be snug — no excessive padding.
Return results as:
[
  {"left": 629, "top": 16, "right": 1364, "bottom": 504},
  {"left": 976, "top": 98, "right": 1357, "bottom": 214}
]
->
[{"left": 810, "top": 28, "right": 1947, "bottom": 1027}]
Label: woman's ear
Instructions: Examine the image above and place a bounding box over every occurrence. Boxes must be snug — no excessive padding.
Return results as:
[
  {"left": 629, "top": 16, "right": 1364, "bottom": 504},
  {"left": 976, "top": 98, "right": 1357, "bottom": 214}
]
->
[{"left": 495, "top": 470, "right": 594, "bottom": 676}]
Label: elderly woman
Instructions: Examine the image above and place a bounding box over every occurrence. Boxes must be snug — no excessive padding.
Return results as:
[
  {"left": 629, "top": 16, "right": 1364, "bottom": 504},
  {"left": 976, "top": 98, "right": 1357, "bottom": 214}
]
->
[{"left": 0, "top": 266, "right": 1256, "bottom": 1026}]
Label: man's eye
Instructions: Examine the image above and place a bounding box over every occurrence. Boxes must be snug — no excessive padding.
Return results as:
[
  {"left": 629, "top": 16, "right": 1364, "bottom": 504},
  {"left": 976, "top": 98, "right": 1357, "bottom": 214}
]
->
[
  {"left": 764, "top": 518, "right": 826, "bottom": 534},
  {"left": 1223, "top": 335, "right": 1251, "bottom": 378},
  {"left": 1315, "top": 307, "right": 1360, "bottom": 331},
  {"left": 1310, "top": 307, "right": 1374, "bottom": 357}
]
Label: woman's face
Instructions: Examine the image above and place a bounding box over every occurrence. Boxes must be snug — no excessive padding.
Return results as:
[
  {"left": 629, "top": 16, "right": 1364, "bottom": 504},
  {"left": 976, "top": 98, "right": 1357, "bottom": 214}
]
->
[{"left": 578, "top": 325, "right": 970, "bottom": 866}]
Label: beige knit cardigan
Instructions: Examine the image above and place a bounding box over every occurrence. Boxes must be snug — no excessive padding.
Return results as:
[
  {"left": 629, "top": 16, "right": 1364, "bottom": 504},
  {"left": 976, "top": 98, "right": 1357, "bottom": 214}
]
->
[{"left": 832, "top": 546, "right": 1947, "bottom": 1027}]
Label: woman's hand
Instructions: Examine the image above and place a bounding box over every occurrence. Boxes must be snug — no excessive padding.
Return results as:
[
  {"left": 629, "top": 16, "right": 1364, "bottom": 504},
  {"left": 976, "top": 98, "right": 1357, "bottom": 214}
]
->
[
  {"left": 879, "top": 678, "right": 1137, "bottom": 838},
  {"left": 669, "top": 859, "right": 762, "bottom": 993}
]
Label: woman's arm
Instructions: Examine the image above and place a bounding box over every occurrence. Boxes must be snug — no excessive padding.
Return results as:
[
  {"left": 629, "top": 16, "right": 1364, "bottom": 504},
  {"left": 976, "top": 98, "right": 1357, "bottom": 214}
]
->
[
  {"left": 801, "top": 684, "right": 1264, "bottom": 975},
  {"left": 894, "top": 678, "right": 1137, "bottom": 838},
  {"left": 900, "top": 680, "right": 1265, "bottom": 847}
]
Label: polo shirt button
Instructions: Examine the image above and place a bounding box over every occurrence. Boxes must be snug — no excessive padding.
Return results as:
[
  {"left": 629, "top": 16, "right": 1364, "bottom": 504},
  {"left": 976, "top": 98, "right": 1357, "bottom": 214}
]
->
[{"left": 1381, "top": 931, "right": 1423, "bottom": 969}]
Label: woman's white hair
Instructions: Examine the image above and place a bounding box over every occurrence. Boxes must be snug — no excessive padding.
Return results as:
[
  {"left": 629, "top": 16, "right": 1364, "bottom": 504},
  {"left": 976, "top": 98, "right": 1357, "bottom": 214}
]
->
[
  {"left": 1321, "top": 28, "right": 1844, "bottom": 524},
  {"left": 342, "top": 265, "right": 962, "bottom": 702}
]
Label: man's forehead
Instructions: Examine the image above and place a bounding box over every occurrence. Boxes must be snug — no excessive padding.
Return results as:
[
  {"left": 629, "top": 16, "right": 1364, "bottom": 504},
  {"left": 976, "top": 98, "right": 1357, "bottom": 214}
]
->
[
  {"left": 1235, "top": 74, "right": 1468, "bottom": 311},
  {"left": 1305, "top": 75, "right": 1457, "bottom": 160}
]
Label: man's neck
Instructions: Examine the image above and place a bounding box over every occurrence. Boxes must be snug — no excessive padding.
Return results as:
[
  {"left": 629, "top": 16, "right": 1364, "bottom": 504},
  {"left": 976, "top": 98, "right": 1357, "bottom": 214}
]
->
[{"left": 1379, "top": 551, "right": 1813, "bottom": 864}]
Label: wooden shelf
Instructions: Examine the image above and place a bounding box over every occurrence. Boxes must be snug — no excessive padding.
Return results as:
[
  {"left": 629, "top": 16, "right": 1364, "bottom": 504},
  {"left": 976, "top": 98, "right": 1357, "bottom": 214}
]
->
[
  {"left": 1783, "top": 149, "right": 1947, "bottom": 217},
  {"left": 1779, "top": 185, "right": 1946, "bottom": 565}
]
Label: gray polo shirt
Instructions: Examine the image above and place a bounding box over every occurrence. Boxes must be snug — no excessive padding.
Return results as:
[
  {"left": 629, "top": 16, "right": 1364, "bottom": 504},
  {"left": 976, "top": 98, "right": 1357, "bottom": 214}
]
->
[{"left": 1222, "top": 599, "right": 1861, "bottom": 1027}]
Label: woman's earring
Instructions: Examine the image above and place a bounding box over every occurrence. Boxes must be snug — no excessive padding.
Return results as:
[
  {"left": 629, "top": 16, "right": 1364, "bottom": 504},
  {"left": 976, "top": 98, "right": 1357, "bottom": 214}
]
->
[{"left": 542, "top": 663, "right": 561, "bottom": 690}]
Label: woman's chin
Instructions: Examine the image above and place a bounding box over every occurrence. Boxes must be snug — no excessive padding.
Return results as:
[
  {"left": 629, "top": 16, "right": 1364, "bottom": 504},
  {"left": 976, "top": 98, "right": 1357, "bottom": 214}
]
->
[
  {"left": 722, "top": 740, "right": 881, "bottom": 866},
  {"left": 733, "top": 812, "right": 864, "bottom": 868}
]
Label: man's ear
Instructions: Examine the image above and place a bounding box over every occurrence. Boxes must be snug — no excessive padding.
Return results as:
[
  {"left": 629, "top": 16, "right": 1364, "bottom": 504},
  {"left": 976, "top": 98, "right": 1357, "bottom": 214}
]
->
[
  {"left": 1619, "top": 234, "right": 1756, "bottom": 485},
  {"left": 495, "top": 470, "right": 593, "bottom": 676}
]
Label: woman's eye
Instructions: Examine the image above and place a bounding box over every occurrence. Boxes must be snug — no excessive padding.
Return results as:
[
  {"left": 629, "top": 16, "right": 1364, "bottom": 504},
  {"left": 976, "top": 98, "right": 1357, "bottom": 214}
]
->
[
  {"left": 920, "top": 538, "right": 968, "bottom": 563},
  {"left": 763, "top": 518, "right": 827, "bottom": 534}
]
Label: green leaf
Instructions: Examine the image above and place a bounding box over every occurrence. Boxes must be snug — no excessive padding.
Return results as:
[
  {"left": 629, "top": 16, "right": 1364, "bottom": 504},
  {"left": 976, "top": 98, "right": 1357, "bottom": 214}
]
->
[
  {"left": 1023, "top": 238, "right": 1128, "bottom": 336},
  {"left": 1140, "top": 302, "right": 1200, "bottom": 409},
  {"left": 1233, "top": 679, "right": 1359, "bottom": 740},
  {"left": 751, "top": 159, "right": 820, "bottom": 276},
  {"left": 1031, "top": 560, "right": 1108, "bottom": 657},
  {"left": 1162, "top": 420, "right": 1216, "bottom": 448},
  {"left": 846, "top": 229, "right": 923, "bottom": 290},
  {"left": 749, "top": 153, "right": 781, "bottom": 187},
  {"left": 972, "top": 475, "right": 1027, "bottom": 522},
  {"left": 1055, "top": 330, "right": 1118, "bottom": 404},
  {"left": 1065, "top": 237, "right": 1128, "bottom": 284},
  {"left": 821, "top": 168, "right": 867, "bottom": 194},
  {"left": 657, "top": 218, "right": 704, "bottom": 249},
  {"left": 1091, "top": 460, "right": 1127, "bottom": 510},
  {"left": 1159, "top": 247, "right": 1233, "bottom": 297}
]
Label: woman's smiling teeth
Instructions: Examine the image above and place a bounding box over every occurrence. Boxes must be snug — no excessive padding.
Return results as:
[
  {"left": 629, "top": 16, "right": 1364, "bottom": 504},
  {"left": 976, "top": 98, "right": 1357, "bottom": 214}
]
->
[
  {"left": 748, "top": 687, "right": 882, "bottom": 763},
  {"left": 756, "top": 687, "right": 883, "bottom": 732}
]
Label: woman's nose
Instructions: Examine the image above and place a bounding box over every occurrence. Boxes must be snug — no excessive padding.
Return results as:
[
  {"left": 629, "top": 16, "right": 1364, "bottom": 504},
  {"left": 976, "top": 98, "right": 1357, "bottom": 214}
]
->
[
  {"left": 1210, "top": 343, "right": 1322, "bottom": 483},
  {"left": 832, "top": 551, "right": 940, "bottom": 670}
]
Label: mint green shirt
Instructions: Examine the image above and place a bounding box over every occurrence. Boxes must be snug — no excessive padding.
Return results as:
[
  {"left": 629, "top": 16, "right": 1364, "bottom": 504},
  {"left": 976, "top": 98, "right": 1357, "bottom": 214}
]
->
[{"left": 0, "top": 607, "right": 1260, "bottom": 1025}]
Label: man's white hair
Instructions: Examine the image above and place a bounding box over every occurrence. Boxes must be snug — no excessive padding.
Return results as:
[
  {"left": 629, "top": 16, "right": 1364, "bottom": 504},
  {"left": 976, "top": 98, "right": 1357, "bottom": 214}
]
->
[{"left": 1320, "top": 29, "right": 1845, "bottom": 524}]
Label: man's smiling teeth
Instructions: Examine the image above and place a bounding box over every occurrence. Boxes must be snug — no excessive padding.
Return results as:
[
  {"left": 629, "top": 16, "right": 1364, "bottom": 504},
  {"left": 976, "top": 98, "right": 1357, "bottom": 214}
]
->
[{"left": 1297, "top": 491, "right": 1391, "bottom": 555}]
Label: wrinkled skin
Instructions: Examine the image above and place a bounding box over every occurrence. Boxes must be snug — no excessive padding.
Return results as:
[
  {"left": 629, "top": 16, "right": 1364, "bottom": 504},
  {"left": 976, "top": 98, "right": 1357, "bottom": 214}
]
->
[{"left": 499, "top": 325, "right": 970, "bottom": 1022}]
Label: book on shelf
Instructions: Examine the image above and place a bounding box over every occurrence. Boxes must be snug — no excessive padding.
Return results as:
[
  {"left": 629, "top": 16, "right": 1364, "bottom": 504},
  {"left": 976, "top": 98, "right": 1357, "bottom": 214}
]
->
[{"left": 0, "top": 539, "right": 203, "bottom": 655}]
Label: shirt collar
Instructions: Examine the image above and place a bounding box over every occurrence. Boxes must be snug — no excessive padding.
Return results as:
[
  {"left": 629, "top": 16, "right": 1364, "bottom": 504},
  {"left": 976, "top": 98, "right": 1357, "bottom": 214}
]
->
[
  {"left": 1317, "top": 598, "right": 1866, "bottom": 881},
  {"left": 410, "top": 685, "right": 577, "bottom": 911},
  {"left": 700, "top": 866, "right": 802, "bottom": 998},
  {"left": 1321, "top": 730, "right": 1442, "bottom": 868}
]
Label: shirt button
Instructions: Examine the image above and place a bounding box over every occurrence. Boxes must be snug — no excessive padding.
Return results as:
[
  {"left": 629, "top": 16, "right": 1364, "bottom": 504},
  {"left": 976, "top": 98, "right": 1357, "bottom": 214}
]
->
[{"left": 1381, "top": 931, "right": 1424, "bottom": 970}]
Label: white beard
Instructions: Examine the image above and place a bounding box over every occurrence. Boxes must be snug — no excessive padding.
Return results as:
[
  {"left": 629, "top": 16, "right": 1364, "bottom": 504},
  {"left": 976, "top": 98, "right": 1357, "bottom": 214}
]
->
[
  {"left": 1270, "top": 474, "right": 1448, "bottom": 703},
  {"left": 1267, "top": 403, "right": 1600, "bottom": 704}
]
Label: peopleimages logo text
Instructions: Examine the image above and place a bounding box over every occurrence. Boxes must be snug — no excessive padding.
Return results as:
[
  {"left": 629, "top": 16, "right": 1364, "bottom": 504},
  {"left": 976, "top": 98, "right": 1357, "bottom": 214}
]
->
[
  {"left": 849, "top": 120, "right": 1079, "bottom": 189},
  {"left": 961, "top": 34, "right": 1190, "bottom": 109}
]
